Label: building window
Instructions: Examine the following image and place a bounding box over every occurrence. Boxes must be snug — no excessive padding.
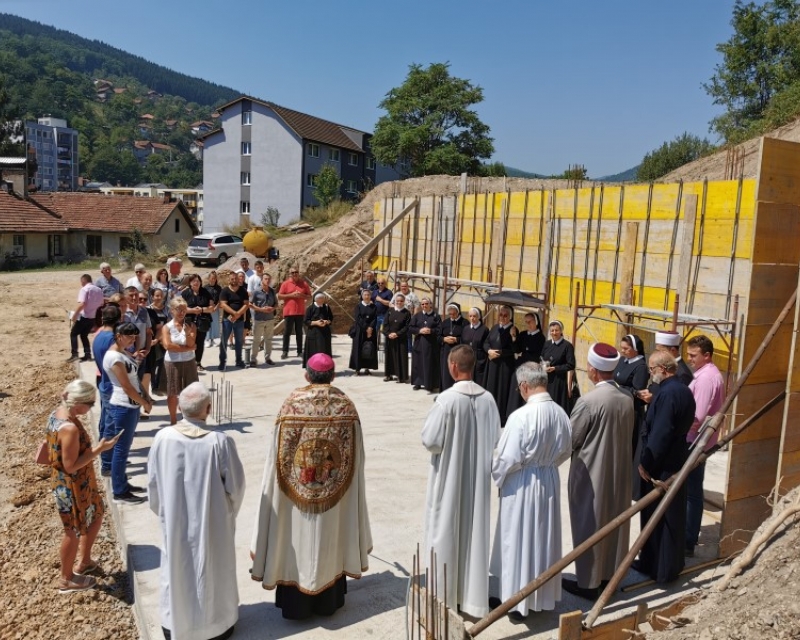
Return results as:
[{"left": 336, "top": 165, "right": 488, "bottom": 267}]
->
[
  {"left": 328, "top": 149, "right": 340, "bottom": 162},
  {"left": 175, "top": 218, "right": 180, "bottom": 233},
  {"left": 307, "top": 143, "right": 319, "bottom": 158},
  {"left": 347, "top": 180, "right": 358, "bottom": 193},
  {"left": 242, "top": 110, "right": 252, "bottom": 125},
  {"left": 241, "top": 141, "right": 251, "bottom": 155},
  {"left": 241, "top": 201, "right": 250, "bottom": 214},
  {"left": 306, "top": 174, "right": 317, "bottom": 187},
  {"left": 11, "top": 234, "right": 25, "bottom": 256},
  {"left": 241, "top": 172, "right": 251, "bottom": 185},
  {"left": 86, "top": 235, "right": 102, "bottom": 257},
  {"left": 348, "top": 152, "right": 358, "bottom": 166},
  {"left": 366, "top": 156, "right": 376, "bottom": 170},
  {"left": 51, "top": 234, "right": 63, "bottom": 256}
]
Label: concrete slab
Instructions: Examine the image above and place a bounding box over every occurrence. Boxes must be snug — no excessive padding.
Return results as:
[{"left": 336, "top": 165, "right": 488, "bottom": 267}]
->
[{"left": 85, "top": 335, "right": 728, "bottom": 640}]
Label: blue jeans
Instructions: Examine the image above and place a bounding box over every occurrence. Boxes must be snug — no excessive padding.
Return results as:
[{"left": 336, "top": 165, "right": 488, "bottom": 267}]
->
[
  {"left": 686, "top": 460, "right": 706, "bottom": 548},
  {"left": 108, "top": 403, "right": 141, "bottom": 496},
  {"left": 209, "top": 310, "right": 220, "bottom": 342},
  {"left": 98, "top": 388, "right": 114, "bottom": 472},
  {"left": 220, "top": 320, "right": 244, "bottom": 365}
]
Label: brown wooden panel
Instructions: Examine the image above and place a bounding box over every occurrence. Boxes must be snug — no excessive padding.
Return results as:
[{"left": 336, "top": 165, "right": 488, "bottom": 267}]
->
[
  {"left": 745, "top": 264, "right": 800, "bottom": 324},
  {"left": 779, "top": 470, "right": 800, "bottom": 494},
  {"left": 777, "top": 449, "right": 800, "bottom": 486},
  {"left": 720, "top": 494, "right": 772, "bottom": 556},
  {"left": 780, "top": 396, "right": 800, "bottom": 452},
  {"left": 751, "top": 203, "right": 800, "bottom": 264},
  {"left": 731, "top": 382, "right": 786, "bottom": 442},
  {"left": 726, "top": 437, "right": 781, "bottom": 501},
  {"left": 739, "top": 323, "right": 794, "bottom": 385},
  {"left": 756, "top": 137, "right": 800, "bottom": 204}
]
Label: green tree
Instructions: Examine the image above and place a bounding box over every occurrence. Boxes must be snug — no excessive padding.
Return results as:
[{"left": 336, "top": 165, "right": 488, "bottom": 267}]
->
[
  {"left": 86, "top": 146, "right": 142, "bottom": 185},
  {"left": 706, "top": 0, "right": 800, "bottom": 142},
  {"left": 636, "top": 133, "right": 716, "bottom": 181},
  {"left": 371, "top": 62, "right": 494, "bottom": 177},
  {"left": 0, "top": 74, "right": 23, "bottom": 156},
  {"left": 477, "top": 161, "right": 507, "bottom": 177},
  {"left": 312, "top": 163, "right": 342, "bottom": 207}
]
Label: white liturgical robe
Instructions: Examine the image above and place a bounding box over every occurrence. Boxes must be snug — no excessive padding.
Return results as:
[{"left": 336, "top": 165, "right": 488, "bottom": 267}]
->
[
  {"left": 489, "top": 392, "right": 571, "bottom": 614},
  {"left": 422, "top": 379, "right": 501, "bottom": 617},
  {"left": 147, "top": 419, "right": 246, "bottom": 640}
]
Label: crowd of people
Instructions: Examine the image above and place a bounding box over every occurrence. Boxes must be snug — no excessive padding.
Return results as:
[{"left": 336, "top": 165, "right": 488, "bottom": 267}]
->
[{"left": 49, "top": 262, "right": 725, "bottom": 636}]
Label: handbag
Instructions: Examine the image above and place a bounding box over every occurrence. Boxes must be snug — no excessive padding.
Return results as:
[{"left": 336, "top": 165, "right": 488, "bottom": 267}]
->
[
  {"left": 196, "top": 315, "right": 212, "bottom": 333},
  {"left": 35, "top": 440, "right": 50, "bottom": 466},
  {"left": 348, "top": 324, "right": 357, "bottom": 339},
  {"left": 361, "top": 340, "right": 375, "bottom": 360}
]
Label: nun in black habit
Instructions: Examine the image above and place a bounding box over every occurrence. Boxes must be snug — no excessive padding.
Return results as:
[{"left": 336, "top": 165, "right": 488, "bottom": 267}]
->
[
  {"left": 614, "top": 333, "right": 649, "bottom": 497},
  {"left": 382, "top": 294, "right": 412, "bottom": 382},
  {"left": 461, "top": 307, "right": 490, "bottom": 382},
  {"left": 438, "top": 302, "right": 465, "bottom": 391},
  {"left": 540, "top": 319, "right": 577, "bottom": 415},
  {"left": 410, "top": 297, "right": 441, "bottom": 391},
  {"left": 504, "top": 311, "right": 546, "bottom": 420},
  {"left": 349, "top": 288, "right": 379, "bottom": 374},
  {"left": 482, "top": 305, "right": 517, "bottom": 424},
  {"left": 302, "top": 293, "right": 333, "bottom": 367}
]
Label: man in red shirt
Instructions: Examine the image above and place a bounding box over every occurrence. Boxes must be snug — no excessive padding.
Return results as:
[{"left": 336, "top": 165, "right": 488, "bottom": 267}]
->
[{"left": 278, "top": 266, "right": 311, "bottom": 360}]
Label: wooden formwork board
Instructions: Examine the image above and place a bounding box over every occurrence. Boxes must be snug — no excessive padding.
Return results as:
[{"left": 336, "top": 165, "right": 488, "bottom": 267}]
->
[
  {"left": 732, "top": 382, "right": 787, "bottom": 442},
  {"left": 720, "top": 493, "right": 773, "bottom": 556}
]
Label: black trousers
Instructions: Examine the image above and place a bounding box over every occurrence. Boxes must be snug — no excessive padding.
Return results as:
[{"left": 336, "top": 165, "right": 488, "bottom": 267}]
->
[
  {"left": 70, "top": 317, "right": 94, "bottom": 356},
  {"left": 282, "top": 315, "right": 304, "bottom": 355}
]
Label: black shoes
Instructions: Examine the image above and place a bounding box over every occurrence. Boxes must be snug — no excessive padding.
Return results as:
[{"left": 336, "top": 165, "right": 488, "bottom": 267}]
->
[
  {"left": 281, "top": 353, "right": 288, "bottom": 360},
  {"left": 413, "top": 385, "right": 421, "bottom": 390},
  {"left": 126, "top": 484, "right": 146, "bottom": 493},
  {"left": 561, "top": 578, "right": 601, "bottom": 600},
  {"left": 266, "top": 358, "right": 274, "bottom": 365},
  {"left": 66, "top": 355, "right": 79, "bottom": 363},
  {"left": 113, "top": 491, "right": 146, "bottom": 505}
]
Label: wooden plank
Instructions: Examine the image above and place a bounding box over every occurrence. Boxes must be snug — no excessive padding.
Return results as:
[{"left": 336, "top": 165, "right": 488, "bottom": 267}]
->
[
  {"left": 751, "top": 202, "right": 800, "bottom": 264},
  {"left": 726, "top": 437, "right": 781, "bottom": 501},
  {"left": 738, "top": 323, "right": 794, "bottom": 385},
  {"left": 731, "top": 382, "right": 786, "bottom": 442},
  {"left": 677, "top": 195, "right": 697, "bottom": 313},
  {"left": 744, "top": 264, "right": 800, "bottom": 324},
  {"left": 720, "top": 493, "right": 773, "bottom": 556},
  {"left": 780, "top": 394, "right": 800, "bottom": 452},
  {"left": 755, "top": 137, "right": 800, "bottom": 204},
  {"left": 559, "top": 611, "right": 584, "bottom": 640},
  {"left": 580, "top": 613, "right": 640, "bottom": 639}
]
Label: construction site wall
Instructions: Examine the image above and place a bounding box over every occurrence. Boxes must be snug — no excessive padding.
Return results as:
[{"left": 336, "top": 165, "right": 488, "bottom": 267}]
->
[{"left": 372, "top": 136, "right": 800, "bottom": 556}]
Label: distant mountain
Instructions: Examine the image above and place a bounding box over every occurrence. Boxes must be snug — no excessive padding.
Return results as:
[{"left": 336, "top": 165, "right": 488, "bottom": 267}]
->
[
  {"left": 0, "top": 13, "right": 242, "bottom": 187},
  {"left": 596, "top": 165, "right": 640, "bottom": 182},
  {"left": 0, "top": 14, "right": 239, "bottom": 105},
  {"left": 505, "top": 166, "right": 547, "bottom": 178}
]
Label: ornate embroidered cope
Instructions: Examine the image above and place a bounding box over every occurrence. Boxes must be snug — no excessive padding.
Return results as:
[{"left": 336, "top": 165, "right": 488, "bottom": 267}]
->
[{"left": 276, "top": 384, "right": 359, "bottom": 514}]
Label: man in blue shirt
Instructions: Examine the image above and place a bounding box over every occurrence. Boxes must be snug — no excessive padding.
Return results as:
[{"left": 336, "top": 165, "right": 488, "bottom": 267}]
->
[{"left": 93, "top": 304, "right": 121, "bottom": 477}]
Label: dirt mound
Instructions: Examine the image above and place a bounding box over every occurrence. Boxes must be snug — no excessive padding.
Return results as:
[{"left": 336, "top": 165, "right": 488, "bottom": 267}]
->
[
  {"left": 647, "top": 488, "right": 800, "bottom": 639},
  {"left": 662, "top": 115, "right": 800, "bottom": 182}
]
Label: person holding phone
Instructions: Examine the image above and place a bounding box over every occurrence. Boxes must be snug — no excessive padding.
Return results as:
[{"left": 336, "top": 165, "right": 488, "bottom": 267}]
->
[
  {"left": 103, "top": 322, "right": 152, "bottom": 505},
  {"left": 47, "top": 380, "right": 122, "bottom": 593}
]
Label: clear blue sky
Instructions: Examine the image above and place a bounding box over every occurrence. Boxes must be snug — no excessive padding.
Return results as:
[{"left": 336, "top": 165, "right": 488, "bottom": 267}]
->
[{"left": 1, "top": 0, "right": 737, "bottom": 177}]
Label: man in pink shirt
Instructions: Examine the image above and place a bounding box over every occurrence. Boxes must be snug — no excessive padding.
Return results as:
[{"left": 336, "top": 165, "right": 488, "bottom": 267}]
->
[
  {"left": 277, "top": 266, "right": 311, "bottom": 360},
  {"left": 684, "top": 334, "right": 725, "bottom": 557},
  {"left": 68, "top": 274, "right": 104, "bottom": 362}
]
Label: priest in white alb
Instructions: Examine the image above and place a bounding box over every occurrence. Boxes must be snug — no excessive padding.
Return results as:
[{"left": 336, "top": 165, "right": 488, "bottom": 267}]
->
[
  {"left": 563, "top": 343, "right": 635, "bottom": 600},
  {"left": 147, "top": 382, "right": 245, "bottom": 640},
  {"left": 250, "top": 353, "right": 372, "bottom": 620},
  {"left": 422, "top": 344, "right": 501, "bottom": 617},
  {"left": 489, "top": 361, "right": 572, "bottom": 620}
]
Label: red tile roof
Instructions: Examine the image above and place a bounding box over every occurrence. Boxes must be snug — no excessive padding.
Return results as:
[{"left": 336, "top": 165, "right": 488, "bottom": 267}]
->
[
  {"left": 140, "top": 113, "right": 155, "bottom": 120},
  {"left": 29, "top": 193, "right": 198, "bottom": 235},
  {"left": 216, "top": 96, "right": 367, "bottom": 152},
  {"left": 0, "top": 190, "right": 65, "bottom": 232}
]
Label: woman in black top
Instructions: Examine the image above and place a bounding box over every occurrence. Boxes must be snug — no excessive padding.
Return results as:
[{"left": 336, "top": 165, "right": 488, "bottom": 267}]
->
[
  {"left": 181, "top": 274, "right": 214, "bottom": 371},
  {"left": 438, "top": 302, "right": 465, "bottom": 391},
  {"left": 482, "top": 305, "right": 517, "bottom": 424},
  {"left": 204, "top": 271, "right": 222, "bottom": 347},
  {"left": 461, "top": 307, "right": 490, "bottom": 382},
  {"left": 614, "top": 333, "right": 649, "bottom": 496},
  {"left": 540, "top": 320, "right": 576, "bottom": 415},
  {"left": 505, "top": 311, "right": 546, "bottom": 419},
  {"left": 303, "top": 293, "right": 334, "bottom": 367},
  {"left": 349, "top": 289, "right": 378, "bottom": 374}
]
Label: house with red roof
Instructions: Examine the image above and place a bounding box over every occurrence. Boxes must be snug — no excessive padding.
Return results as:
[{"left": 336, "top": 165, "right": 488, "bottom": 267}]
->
[{"left": 0, "top": 189, "right": 198, "bottom": 265}]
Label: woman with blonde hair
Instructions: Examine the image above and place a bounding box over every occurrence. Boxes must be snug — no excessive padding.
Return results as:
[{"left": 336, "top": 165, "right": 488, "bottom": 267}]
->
[
  {"left": 162, "top": 297, "right": 198, "bottom": 424},
  {"left": 46, "top": 380, "right": 120, "bottom": 593}
]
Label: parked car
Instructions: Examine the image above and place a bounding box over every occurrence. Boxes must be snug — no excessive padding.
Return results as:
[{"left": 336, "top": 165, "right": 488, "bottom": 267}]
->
[{"left": 187, "top": 233, "right": 244, "bottom": 266}]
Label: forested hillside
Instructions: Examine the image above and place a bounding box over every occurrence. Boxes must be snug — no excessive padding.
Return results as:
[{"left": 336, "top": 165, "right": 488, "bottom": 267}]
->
[{"left": 0, "top": 14, "right": 241, "bottom": 188}]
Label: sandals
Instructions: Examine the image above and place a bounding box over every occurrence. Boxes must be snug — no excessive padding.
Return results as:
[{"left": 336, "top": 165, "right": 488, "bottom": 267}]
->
[
  {"left": 59, "top": 574, "right": 96, "bottom": 593},
  {"left": 74, "top": 561, "right": 100, "bottom": 576}
]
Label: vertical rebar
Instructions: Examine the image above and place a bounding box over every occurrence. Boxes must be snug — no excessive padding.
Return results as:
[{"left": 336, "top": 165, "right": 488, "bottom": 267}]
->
[
  {"left": 443, "top": 563, "right": 448, "bottom": 640},
  {"left": 417, "top": 544, "right": 422, "bottom": 638}
]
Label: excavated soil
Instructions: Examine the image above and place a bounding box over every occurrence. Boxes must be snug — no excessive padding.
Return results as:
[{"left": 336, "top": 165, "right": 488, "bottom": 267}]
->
[{"left": 0, "top": 273, "right": 139, "bottom": 640}]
